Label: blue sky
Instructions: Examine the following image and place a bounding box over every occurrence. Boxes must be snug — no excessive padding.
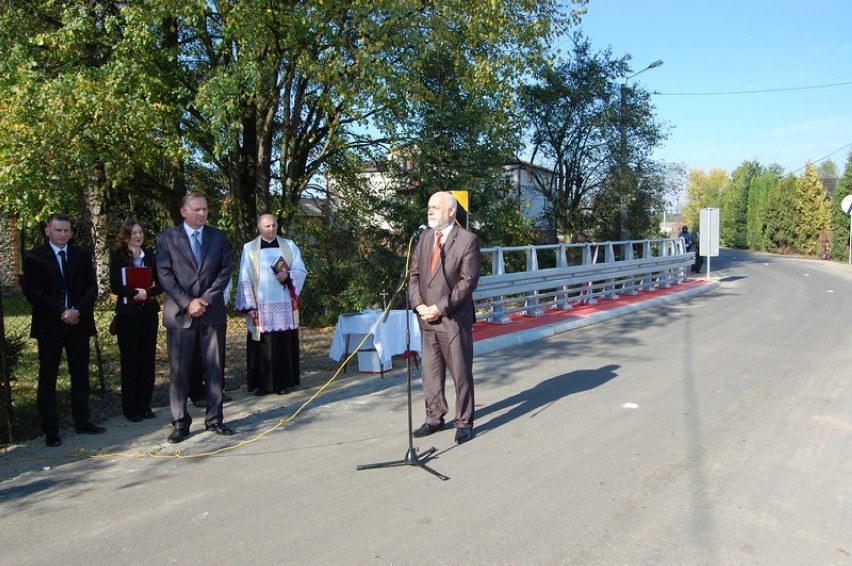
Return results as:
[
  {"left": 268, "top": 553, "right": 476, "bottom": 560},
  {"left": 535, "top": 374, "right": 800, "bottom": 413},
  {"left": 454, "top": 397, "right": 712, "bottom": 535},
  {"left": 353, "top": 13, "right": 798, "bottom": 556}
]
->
[{"left": 572, "top": 0, "right": 852, "bottom": 176}]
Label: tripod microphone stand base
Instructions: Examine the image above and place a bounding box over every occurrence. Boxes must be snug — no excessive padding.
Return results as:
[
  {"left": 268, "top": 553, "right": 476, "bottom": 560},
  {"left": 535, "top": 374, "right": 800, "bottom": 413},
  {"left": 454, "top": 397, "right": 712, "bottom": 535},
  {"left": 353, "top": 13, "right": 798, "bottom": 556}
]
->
[{"left": 356, "top": 446, "right": 448, "bottom": 481}]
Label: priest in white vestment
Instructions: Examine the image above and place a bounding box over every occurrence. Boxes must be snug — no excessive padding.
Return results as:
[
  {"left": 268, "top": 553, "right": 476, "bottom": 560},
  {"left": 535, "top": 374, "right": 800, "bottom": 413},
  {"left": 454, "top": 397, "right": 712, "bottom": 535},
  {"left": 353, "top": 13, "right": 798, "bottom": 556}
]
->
[{"left": 235, "top": 213, "right": 307, "bottom": 395}]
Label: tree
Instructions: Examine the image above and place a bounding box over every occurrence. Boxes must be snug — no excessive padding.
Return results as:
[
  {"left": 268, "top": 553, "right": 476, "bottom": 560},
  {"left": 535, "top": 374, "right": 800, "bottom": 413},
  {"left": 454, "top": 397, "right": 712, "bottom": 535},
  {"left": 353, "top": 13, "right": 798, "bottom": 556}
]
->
[
  {"left": 1, "top": 0, "right": 585, "bottom": 303},
  {"left": 365, "top": 45, "right": 532, "bottom": 245},
  {"left": 176, "top": 0, "right": 583, "bottom": 243},
  {"left": 0, "top": 1, "right": 185, "bottom": 289},
  {"left": 817, "top": 159, "right": 838, "bottom": 179},
  {"left": 520, "top": 34, "right": 666, "bottom": 242},
  {"left": 764, "top": 174, "right": 798, "bottom": 253},
  {"left": 746, "top": 168, "right": 782, "bottom": 251},
  {"left": 829, "top": 153, "right": 852, "bottom": 261},
  {"left": 682, "top": 168, "right": 728, "bottom": 231},
  {"left": 794, "top": 163, "right": 831, "bottom": 256},
  {"left": 721, "top": 161, "right": 760, "bottom": 248}
]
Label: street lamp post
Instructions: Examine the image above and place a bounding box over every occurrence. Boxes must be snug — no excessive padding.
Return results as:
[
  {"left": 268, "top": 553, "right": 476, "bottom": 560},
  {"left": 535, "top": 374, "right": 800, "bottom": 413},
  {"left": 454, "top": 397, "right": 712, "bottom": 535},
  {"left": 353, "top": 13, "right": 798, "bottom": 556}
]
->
[{"left": 618, "top": 59, "right": 663, "bottom": 241}]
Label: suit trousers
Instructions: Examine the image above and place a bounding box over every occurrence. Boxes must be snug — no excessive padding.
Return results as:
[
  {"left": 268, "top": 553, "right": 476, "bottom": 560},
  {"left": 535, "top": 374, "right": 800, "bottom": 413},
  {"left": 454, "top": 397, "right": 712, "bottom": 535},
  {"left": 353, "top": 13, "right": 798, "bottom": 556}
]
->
[
  {"left": 167, "top": 321, "right": 226, "bottom": 429},
  {"left": 420, "top": 326, "right": 475, "bottom": 429},
  {"left": 36, "top": 327, "right": 92, "bottom": 434},
  {"left": 116, "top": 311, "right": 159, "bottom": 418}
]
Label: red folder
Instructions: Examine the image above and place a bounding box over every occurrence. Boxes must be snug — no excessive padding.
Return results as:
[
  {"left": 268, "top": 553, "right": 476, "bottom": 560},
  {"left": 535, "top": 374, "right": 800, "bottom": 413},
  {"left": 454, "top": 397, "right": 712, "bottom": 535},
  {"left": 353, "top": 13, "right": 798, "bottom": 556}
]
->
[{"left": 122, "top": 266, "right": 152, "bottom": 304}]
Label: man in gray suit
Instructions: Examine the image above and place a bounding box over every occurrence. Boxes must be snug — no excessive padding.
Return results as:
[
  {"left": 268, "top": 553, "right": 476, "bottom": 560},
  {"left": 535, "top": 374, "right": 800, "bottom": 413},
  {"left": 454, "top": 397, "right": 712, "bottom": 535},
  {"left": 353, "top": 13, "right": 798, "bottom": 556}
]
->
[
  {"left": 409, "top": 191, "right": 481, "bottom": 444},
  {"left": 156, "top": 193, "right": 234, "bottom": 443}
]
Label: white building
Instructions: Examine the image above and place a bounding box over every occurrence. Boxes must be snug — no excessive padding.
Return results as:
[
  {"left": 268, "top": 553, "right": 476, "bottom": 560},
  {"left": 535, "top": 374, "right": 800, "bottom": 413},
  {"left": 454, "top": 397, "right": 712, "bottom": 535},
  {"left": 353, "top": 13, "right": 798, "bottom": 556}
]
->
[{"left": 332, "top": 152, "right": 556, "bottom": 239}]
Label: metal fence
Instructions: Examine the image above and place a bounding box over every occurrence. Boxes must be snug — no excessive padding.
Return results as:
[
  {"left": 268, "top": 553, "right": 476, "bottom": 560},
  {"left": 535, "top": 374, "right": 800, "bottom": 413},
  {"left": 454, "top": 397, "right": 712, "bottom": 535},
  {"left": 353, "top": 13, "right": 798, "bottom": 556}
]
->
[{"left": 475, "top": 238, "right": 692, "bottom": 323}]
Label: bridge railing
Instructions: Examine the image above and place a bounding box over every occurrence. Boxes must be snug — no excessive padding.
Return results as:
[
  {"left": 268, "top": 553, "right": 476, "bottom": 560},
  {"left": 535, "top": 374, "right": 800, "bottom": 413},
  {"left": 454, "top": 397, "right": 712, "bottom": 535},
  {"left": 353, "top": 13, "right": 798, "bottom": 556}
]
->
[{"left": 474, "top": 238, "right": 693, "bottom": 324}]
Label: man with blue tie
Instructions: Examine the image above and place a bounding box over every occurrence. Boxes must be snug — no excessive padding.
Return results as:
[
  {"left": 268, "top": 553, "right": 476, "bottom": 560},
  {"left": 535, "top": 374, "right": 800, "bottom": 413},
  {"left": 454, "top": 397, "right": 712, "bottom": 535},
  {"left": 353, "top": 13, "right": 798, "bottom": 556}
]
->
[
  {"left": 23, "top": 213, "right": 104, "bottom": 447},
  {"left": 156, "top": 193, "right": 234, "bottom": 443}
]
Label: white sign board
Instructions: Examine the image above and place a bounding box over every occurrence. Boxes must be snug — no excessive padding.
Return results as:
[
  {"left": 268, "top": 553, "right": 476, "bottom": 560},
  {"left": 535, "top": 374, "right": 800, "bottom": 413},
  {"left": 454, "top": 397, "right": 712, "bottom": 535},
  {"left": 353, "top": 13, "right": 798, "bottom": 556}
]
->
[
  {"left": 699, "top": 207, "right": 720, "bottom": 258},
  {"left": 840, "top": 195, "right": 852, "bottom": 264}
]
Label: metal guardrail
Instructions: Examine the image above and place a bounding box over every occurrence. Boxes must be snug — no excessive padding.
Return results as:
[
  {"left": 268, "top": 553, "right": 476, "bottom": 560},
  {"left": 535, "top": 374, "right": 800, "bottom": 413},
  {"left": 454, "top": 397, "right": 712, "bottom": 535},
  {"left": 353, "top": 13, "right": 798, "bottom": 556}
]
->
[{"left": 474, "top": 238, "right": 693, "bottom": 324}]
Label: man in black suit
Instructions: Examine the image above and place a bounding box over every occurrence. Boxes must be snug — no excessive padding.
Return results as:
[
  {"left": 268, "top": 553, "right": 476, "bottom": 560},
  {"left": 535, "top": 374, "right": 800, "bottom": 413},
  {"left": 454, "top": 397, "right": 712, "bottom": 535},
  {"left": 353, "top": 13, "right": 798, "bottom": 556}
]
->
[
  {"left": 23, "top": 213, "right": 105, "bottom": 447},
  {"left": 409, "top": 192, "right": 481, "bottom": 444},
  {"left": 156, "top": 193, "right": 234, "bottom": 443}
]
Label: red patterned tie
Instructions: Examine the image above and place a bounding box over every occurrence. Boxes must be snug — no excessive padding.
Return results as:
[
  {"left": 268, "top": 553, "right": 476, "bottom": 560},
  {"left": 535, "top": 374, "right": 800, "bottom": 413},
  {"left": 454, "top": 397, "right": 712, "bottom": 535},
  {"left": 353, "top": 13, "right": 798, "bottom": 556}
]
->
[{"left": 430, "top": 231, "right": 443, "bottom": 275}]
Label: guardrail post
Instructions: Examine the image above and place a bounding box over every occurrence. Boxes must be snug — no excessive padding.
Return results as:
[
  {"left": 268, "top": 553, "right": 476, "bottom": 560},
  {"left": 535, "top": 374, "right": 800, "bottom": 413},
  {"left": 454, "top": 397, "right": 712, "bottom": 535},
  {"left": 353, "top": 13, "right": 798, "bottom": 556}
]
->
[
  {"left": 554, "top": 243, "right": 573, "bottom": 310},
  {"left": 621, "top": 241, "right": 639, "bottom": 296},
  {"left": 603, "top": 242, "right": 620, "bottom": 299},
  {"left": 675, "top": 238, "right": 689, "bottom": 283},
  {"left": 655, "top": 239, "right": 673, "bottom": 288},
  {"left": 523, "top": 246, "right": 544, "bottom": 317},
  {"left": 557, "top": 243, "right": 568, "bottom": 267},
  {"left": 489, "top": 248, "right": 511, "bottom": 323},
  {"left": 660, "top": 241, "right": 671, "bottom": 285},
  {"left": 641, "top": 240, "right": 656, "bottom": 290},
  {"left": 580, "top": 243, "right": 598, "bottom": 305}
]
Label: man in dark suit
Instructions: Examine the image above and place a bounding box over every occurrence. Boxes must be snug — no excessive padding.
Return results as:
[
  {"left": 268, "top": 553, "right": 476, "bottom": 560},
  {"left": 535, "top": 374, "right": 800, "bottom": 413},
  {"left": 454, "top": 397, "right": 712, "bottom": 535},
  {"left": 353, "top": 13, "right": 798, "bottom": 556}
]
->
[
  {"left": 156, "top": 193, "right": 234, "bottom": 443},
  {"left": 23, "top": 213, "right": 105, "bottom": 447},
  {"left": 409, "top": 191, "right": 481, "bottom": 444}
]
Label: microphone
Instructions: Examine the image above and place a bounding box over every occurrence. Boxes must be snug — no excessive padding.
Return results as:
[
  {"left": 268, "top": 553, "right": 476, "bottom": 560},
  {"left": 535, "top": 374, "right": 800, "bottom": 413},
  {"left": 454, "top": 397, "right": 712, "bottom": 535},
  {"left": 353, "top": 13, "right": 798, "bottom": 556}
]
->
[{"left": 413, "top": 225, "right": 427, "bottom": 237}]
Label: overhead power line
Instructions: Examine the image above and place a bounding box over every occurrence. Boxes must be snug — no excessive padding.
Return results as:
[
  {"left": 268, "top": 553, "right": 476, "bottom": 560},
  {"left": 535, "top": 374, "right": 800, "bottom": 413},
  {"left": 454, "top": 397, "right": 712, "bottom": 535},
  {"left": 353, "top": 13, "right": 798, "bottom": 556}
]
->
[
  {"left": 790, "top": 141, "right": 852, "bottom": 174},
  {"left": 657, "top": 80, "right": 852, "bottom": 96}
]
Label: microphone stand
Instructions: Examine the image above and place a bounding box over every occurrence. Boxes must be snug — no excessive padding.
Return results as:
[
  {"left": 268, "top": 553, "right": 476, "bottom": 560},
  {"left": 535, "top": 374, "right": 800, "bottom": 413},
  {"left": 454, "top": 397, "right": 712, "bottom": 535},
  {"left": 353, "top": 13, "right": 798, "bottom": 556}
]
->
[{"left": 356, "top": 229, "right": 448, "bottom": 481}]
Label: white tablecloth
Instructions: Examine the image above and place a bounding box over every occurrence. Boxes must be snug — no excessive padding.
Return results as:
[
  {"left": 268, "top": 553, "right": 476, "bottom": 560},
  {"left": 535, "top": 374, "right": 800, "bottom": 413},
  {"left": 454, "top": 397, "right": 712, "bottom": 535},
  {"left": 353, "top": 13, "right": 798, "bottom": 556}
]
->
[{"left": 328, "top": 310, "right": 421, "bottom": 364}]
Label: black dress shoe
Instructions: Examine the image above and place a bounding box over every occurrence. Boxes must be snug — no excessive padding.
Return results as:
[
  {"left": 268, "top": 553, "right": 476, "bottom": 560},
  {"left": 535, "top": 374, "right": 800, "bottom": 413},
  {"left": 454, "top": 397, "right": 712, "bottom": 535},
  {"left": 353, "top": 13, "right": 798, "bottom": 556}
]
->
[
  {"left": 126, "top": 415, "right": 144, "bottom": 423},
  {"left": 45, "top": 434, "right": 62, "bottom": 447},
  {"left": 413, "top": 423, "right": 442, "bottom": 438},
  {"left": 192, "top": 398, "right": 206, "bottom": 408},
  {"left": 141, "top": 410, "right": 156, "bottom": 420},
  {"left": 75, "top": 422, "right": 106, "bottom": 434},
  {"left": 254, "top": 388, "right": 270, "bottom": 396},
  {"left": 205, "top": 423, "right": 234, "bottom": 436},
  {"left": 167, "top": 428, "right": 189, "bottom": 443},
  {"left": 454, "top": 427, "right": 474, "bottom": 444}
]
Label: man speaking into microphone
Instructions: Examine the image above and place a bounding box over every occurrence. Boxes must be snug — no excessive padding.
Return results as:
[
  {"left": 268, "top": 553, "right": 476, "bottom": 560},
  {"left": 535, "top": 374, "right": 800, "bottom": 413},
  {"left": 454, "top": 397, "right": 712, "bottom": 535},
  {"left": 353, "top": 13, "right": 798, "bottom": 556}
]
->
[{"left": 409, "top": 191, "right": 481, "bottom": 444}]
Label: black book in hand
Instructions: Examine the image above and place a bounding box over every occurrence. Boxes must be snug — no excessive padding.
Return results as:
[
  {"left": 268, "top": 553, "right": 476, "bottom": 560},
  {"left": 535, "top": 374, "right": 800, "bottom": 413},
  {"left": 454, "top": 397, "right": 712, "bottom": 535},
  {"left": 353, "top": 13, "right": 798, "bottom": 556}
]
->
[
  {"left": 271, "top": 256, "right": 290, "bottom": 275},
  {"left": 271, "top": 255, "right": 299, "bottom": 310}
]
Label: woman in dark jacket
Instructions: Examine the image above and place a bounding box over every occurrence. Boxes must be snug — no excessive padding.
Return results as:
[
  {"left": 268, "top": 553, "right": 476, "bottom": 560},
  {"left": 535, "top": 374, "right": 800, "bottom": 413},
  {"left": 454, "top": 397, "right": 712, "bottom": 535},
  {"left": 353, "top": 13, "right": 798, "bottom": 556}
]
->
[{"left": 109, "top": 219, "right": 162, "bottom": 422}]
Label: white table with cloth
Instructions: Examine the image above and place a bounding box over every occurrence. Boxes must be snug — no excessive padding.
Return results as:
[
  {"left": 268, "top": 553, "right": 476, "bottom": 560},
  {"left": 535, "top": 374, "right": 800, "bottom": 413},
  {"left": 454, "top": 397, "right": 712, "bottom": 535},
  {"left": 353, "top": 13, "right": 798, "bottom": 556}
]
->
[{"left": 328, "top": 310, "right": 422, "bottom": 373}]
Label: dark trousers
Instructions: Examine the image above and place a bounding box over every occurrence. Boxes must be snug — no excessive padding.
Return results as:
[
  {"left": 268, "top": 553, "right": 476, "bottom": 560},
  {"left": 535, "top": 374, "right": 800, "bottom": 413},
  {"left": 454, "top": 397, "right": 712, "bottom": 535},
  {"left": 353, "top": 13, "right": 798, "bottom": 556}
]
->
[
  {"left": 246, "top": 329, "right": 300, "bottom": 393},
  {"left": 189, "top": 342, "right": 205, "bottom": 402},
  {"left": 166, "top": 322, "right": 226, "bottom": 429},
  {"left": 37, "top": 328, "right": 92, "bottom": 435},
  {"left": 420, "top": 327, "right": 475, "bottom": 429},
  {"left": 116, "top": 311, "right": 159, "bottom": 418},
  {"left": 692, "top": 247, "right": 704, "bottom": 273}
]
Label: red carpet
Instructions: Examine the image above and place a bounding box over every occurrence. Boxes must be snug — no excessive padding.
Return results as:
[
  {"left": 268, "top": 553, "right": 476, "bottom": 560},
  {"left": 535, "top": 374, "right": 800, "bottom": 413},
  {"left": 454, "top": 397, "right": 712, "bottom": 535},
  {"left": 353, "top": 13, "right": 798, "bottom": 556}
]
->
[{"left": 472, "top": 278, "right": 709, "bottom": 342}]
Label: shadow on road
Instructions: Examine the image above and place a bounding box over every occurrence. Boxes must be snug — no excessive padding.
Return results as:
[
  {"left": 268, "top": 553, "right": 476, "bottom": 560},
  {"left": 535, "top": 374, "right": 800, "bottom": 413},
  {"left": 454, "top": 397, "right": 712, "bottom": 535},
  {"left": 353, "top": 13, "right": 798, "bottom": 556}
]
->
[{"left": 474, "top": 364, "right": 620, "bottom": 435}]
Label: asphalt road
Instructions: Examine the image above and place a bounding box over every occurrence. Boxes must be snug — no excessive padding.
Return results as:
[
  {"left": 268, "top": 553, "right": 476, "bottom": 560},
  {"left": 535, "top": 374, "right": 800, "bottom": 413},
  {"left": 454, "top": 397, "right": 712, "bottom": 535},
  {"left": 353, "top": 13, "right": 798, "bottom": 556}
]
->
[{"left": 2, "top": 248, "right": 851, "bottom": 565}]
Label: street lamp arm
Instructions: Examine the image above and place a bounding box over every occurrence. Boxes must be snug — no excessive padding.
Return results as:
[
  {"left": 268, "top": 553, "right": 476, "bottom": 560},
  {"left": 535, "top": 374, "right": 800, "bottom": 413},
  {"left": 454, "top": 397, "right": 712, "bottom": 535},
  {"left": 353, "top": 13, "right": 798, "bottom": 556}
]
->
[{"left": 626, "top": 59, "right": 664, "bottom": 82}]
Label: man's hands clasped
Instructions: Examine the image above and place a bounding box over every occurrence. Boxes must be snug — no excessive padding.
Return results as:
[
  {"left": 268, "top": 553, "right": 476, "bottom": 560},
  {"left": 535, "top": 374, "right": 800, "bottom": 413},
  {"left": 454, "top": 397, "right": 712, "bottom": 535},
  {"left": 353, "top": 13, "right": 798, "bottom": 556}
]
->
[
  {"left": 187, "top": 297, "right": 209, "bottom": 318},
  {"left": 416, "top": 304, "right": 442, "bottom": 323}
]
